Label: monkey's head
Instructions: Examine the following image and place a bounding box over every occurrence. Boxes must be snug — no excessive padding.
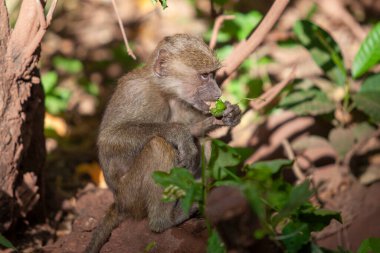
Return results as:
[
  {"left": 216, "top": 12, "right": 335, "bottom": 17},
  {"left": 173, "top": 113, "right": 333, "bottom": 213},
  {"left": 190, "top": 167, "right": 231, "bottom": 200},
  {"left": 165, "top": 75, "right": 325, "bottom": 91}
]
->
[{"left": 150, "top": 34, "right": 222, "bottom": 113}]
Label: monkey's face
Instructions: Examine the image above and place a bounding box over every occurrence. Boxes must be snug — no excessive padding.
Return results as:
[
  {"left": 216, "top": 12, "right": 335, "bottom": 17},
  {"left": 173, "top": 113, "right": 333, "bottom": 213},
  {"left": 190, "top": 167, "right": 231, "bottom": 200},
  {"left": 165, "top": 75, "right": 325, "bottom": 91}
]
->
[{"left": 190, "top": 71, "right": 222, "bottom": 113}]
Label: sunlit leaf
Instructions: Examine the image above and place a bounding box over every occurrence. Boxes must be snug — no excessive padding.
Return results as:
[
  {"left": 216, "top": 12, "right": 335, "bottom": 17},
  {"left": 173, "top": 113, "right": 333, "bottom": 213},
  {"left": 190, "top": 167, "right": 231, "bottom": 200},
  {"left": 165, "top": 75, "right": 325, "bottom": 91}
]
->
[
  {"left": 352, "top": 22, "right": 380, "bottom": 78},
  {"left": 53, "top": 56, "right": 83, "bottom": 74},
  {"left": 294, "top": 20, "right": 346, "bottom": 86},
  {"left": 41, "top": 71, "right": 58, "bottom": 94}
]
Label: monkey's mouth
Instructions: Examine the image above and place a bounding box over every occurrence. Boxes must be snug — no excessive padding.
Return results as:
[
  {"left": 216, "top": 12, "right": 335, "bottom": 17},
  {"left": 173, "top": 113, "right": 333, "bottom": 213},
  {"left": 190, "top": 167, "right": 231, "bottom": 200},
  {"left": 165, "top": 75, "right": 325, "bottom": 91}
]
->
[{"left": 202, "top": 101, "right": 217, "bottom": 113}]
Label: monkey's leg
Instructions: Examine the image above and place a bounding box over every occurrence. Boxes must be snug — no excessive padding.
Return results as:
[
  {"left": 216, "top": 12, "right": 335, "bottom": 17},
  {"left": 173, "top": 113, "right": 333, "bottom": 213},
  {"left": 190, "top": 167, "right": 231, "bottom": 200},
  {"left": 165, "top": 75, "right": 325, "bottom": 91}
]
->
[
  {"left": 131, "top": 136, "right": 195, "bottom": 232},
  {"left": 84, "top": 203, "right": 124, "bottom": 253}
]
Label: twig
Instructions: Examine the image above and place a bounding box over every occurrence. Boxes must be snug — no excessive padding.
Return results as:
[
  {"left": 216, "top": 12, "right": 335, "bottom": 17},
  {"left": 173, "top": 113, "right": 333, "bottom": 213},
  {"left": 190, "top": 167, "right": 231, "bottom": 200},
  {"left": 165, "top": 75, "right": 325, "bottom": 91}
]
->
[
  {"left": 19, "top": 0, "right": 57, "bottom": 75},
  {"left": 35, "top": 0, "right": 47, "bottom": 29},
  {"left": 316, "top": 0, "right": 366, "bottom": 41},
  {"left": 111, "top": 0, "right": 136, "bottom": 60},
  {"left": 250, "top": 66, "right": 295, "bottom": 110},
  {"left": 281, "top": 139, "right": 306, "bottom": 182},
  {"left": 46, "top": 0, "right": 58, "bottom": 26},
  {"left": 209, "top": 15, "right": 235, "bottom": 50},
  {"left": 216, "top": 0, "right": 290, "bottom": 84}
]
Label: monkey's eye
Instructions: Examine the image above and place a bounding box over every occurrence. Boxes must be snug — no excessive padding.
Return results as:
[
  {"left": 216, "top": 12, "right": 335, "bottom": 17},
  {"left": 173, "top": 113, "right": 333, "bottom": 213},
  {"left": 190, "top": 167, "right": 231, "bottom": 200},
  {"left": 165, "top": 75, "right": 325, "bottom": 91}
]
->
[{"left": 200, "top": 73, "right": 210, "bottom": 80}]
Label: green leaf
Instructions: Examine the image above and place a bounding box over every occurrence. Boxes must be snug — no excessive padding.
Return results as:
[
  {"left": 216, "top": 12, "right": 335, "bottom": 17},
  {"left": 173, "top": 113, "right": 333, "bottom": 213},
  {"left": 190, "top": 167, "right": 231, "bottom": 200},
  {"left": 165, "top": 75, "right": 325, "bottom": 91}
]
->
[
  {"left": 207, "top": 229, "right": 226, "bottom": 253},
  {"left": 294, "top": 20, "right": 346, "bottom": 85},
  {"left": 152, "top": 168, "right": 202, "bottom": 214},
  {"left": 299, "top": 208, "right": 341, "bottom": 232},
  {"left": 220, "top": 11, "right": 262, "bottom": 41},
  {"left": 279, "top": 89, "right": 319, "bottom": 108},
  {"left": 247, "top": 159, "right": 293, "bottom": 174},
  {"left": 210, "top": 99, "right": 227, "bottom": 117},
  {"left": 151, "top": 0, "right": 168, "bottom": 9},
  {"left": 0, "top": 234, "right": 16, "bottom": 249},
  {"left": 352, "top": 23, "right": 380, "bottom": 78},
  {"left": 208, "top": 140, "right": 252, "bottom": 180},
  {"left": 281, "top": 221, "right": 310, "bottom": 253},
  {"left": 53, "top": 56, "right": 83, "bottom": 74},
  {"left": 242, "top": 182, "right": 266, "bottom": 222},
  {"left": 289, "top": 91, "right": 335, "bottom": 116},
  {"left": 357, "top": 238, "right": 380, "bottom": 253},
  {"left": 273, "top": 180, "right": 314, "bottom": 225},
  {"left": 353, "top": 92, "right": 380, "bottom": 123},
  {"left": 41, "top": 71, "right": 58, "bottom": 94},
  {"left": 360, "top": 74, "right": 380, "bottom": 92},
  {"left": 328, "top": 127, "right": 355, "bottom": 160},
  {"left": 45, "top": 96, "right": 69, "bottom": 115}
]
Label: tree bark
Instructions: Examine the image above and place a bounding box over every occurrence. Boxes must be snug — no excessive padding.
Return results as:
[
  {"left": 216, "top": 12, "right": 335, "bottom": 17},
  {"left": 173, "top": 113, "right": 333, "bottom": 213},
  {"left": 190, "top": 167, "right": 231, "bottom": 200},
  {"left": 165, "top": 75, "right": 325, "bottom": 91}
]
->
[{"left": 0, "top": 0, "right": 50, "bottom": 232}]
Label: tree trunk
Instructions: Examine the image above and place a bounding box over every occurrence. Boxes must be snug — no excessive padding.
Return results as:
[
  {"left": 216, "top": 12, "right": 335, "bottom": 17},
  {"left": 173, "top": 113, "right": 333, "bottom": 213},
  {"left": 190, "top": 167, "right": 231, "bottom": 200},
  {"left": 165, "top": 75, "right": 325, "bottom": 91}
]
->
[{"left": 0, "top": 0, "right": 54, "bottom": 232}]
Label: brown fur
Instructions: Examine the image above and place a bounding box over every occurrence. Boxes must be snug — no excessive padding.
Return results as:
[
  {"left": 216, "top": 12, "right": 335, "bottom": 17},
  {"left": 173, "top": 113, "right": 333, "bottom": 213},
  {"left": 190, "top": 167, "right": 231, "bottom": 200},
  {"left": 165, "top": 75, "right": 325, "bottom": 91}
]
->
[{"left": 84, "top": 34, "right": 240, "bottom": 253}]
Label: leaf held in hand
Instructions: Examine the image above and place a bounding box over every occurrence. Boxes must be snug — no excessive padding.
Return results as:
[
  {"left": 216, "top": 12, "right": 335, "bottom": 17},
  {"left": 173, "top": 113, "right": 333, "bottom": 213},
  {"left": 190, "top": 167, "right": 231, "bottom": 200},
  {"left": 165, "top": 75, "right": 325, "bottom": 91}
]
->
[{"left": 210, "top": 99, "right": 227, "bottom": 117}]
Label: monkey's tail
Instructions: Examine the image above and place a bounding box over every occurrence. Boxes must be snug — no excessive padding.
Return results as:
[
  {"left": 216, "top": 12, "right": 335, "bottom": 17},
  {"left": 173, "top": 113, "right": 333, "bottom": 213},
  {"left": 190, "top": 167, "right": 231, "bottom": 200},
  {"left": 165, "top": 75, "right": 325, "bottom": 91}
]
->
[{"left": 84, "top": 203, "right": 124, "bottom": 253}]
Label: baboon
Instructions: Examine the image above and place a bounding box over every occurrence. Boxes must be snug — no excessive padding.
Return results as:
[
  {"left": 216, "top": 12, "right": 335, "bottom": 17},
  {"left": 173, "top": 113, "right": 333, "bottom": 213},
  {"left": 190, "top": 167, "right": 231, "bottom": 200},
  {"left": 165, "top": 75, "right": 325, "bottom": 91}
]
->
[{"left": 85, "top": 34, "right": 241, "bottom": 253}]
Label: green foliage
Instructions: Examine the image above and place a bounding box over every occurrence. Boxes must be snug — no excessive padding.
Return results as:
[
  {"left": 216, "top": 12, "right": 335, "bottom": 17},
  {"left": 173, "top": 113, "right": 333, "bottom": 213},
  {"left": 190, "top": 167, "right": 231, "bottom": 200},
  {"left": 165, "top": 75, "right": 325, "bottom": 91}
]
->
[
  {"left": 279, "top": 89, "right": 335, "bottom": 116},
  {"left": 352, "top": 73, "right": 380, "bottom": 123},
  {"left": 207, "top": 229, "right": 226, "bottom": 253},
  {"left": 153, "top": 139, "right": 341, "bottom": 253},
  {"left": 210, "top": 99, "right": 227, "bottom": 117},
  {"left": 41, "top": 71, "right": 71, "bottom": 115},
  {"left": 152, "top": 168, "right": 202, "bottom": 214},
  {"left": 328, "top": 127, "right": 356, "bottom": 160},
  {"left": 0, "top": 234, "right": 16, "bottom": 250},
  {"left": 357, "top": 238, "right": 380, "bottom": 253},
  {"left": 208, "top": 140, "right": 251, "bottom": 180},
  {"left": 294, "top": 20, "right": 346, "bottom": 86},
  {"left": 53, "top": 56, "right": 83, "bottom": 74},
  {"left": 353, "top": 92, "right": 380, "bottom": 123},
  {"left": 212, "top": 11, "right": 262, "bottom": 43},
  {"left": 151, "top": 0, "right": 168, "bottom": 9},
  {"left": 352, "top": 22, "right": 380, "bottom": 78}
]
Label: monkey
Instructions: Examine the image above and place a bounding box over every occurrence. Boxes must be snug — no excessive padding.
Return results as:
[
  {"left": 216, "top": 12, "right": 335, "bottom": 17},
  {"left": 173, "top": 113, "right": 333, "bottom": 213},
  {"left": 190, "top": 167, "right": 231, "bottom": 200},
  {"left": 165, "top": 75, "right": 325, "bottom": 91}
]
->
[{"left": 84, "top": 34, "right": 241, "bottom": 253}]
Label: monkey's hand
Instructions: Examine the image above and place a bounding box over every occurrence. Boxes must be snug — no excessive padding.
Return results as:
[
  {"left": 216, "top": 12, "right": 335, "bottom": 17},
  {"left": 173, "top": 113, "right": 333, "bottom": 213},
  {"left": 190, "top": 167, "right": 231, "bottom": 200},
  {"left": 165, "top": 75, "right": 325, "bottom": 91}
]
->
[
  {"left": 166, "top": 125, "right": 199, "bottom": 172},
  {"left": 220, "top": 101, "right": 241, "bottom": 126}
]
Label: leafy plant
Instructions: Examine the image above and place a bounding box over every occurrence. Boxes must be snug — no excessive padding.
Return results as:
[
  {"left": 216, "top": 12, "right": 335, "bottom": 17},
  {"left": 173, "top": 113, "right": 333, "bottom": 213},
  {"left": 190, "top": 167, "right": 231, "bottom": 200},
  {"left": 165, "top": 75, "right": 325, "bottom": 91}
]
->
[
  {"left": 153, "top": 140, "right": 341, "bottom": 253},
  {"left": 41, "top": 71, "right": 71, "bottom": 115},
  {"left": 352, "top": 23, "right": 380, "bottom": 78}
]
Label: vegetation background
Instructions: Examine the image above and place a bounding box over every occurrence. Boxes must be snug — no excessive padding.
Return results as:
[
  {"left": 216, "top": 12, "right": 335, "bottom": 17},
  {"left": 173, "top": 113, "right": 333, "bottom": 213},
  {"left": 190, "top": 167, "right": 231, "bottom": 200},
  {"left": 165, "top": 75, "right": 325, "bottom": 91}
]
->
[{"left": 1, "top": 0, "right": 380, "bottom": 252}]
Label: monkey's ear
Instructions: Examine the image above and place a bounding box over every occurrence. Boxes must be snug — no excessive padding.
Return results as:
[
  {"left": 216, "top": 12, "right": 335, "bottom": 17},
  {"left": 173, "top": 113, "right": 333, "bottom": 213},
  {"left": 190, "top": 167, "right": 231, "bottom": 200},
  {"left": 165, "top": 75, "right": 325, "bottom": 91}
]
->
[{"left": 154, "top": 49, "right": 169, "bottom": 77}]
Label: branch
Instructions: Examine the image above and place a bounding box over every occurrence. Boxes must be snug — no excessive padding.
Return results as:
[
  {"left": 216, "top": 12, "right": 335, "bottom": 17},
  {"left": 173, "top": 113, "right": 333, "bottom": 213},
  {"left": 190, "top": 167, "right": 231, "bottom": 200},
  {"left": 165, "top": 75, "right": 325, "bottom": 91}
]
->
[
  {"left": 317, "top": 0, "right": 366, "bottom": 41},
  {"left": 21, "top": 0, "right": 57, "bottom": 63},
  {"left": 250, "top": 66, "right": 295, "bottom": 111},
  {"left": 111, "top": 0, "right": 136, "bottom": 60},
  {"left": 35, "top": 0, "right": 47, "bottom": 29},
  {"left": 209, "top": 15, "right": 235, "bottom": 50},
  {"left": 216, "top": 0, "right": 290, "bottom": 84},
  {"left": 281, "top": 139, "right": 306, "bottom": 182},
  {"left": 0, "top": 0, "right": 10, "bottom": 51}
]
